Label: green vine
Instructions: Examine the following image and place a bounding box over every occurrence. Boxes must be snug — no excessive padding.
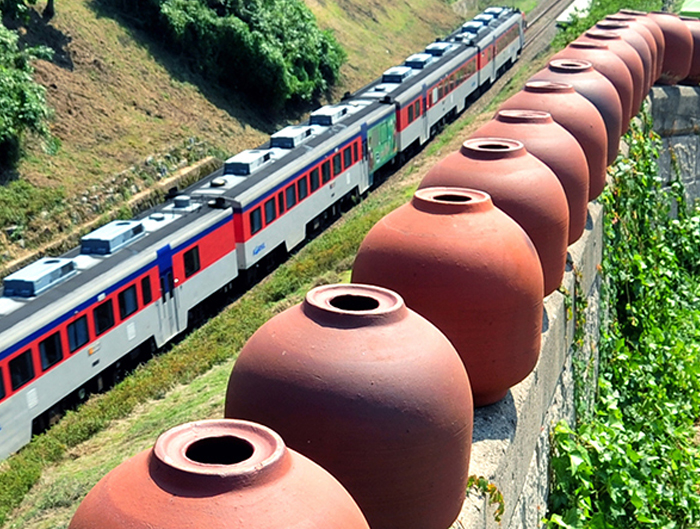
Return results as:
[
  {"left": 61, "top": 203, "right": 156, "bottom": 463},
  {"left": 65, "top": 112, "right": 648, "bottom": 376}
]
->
[
  {"left": 467, "top": 475, "right": 506, "bottom": 523},
  {"left": 545, "top": 105, "right": 700, "bottom": 527}
]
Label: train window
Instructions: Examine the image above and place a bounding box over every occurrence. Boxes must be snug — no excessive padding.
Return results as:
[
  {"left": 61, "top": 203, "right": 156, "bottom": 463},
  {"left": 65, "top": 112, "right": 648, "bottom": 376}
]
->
[
  {"left": 285, "top": 185, "right": 297, "bottom": 209},
  {"left": 353, "top": 142, "right": 359, "bottom": 163},
  {"left": 297, "top": 177, "right": 308, "bottom": 200},
  {"left": 414, "top": 100, "right": 421, "bottom": 117},
  {"left": 264, "top": 198, "right": 276, "bottom": 225},
  {"left": 94, "top": 299, "right": 115, "bottom": 336},
  {"left": 331, "top": 155, "right": 341, "bottom": 178},
  {"left": 250, "top": 207, "right": 263, "bottom": 235},
  {"left": 141, "top": 276, "right": 153, "bottom": 305},
  {"left": 118, "top": 285, "right": 139, "bottom": 319},
  {"left": 0, "top": 368, "right": 5, "bottom": 400},
  {"left": 310, "top": 168, "right": 320, "bottom": 192},
  {"left": 9, "top": 350, "right": 34, "bottom": 391},
  {"left": 278, "top": 192, "right": 285, "bottom": 215},
  {"left": 343, "top": 147, "right": 352, "bottom": 169},
  {"left": 68, "top": 316, "right": 89, "bottom": 353},
  {"left": 408, "top": 104, "right": 414, "bottom": 124},
  {"left": 39, "top": 332, "right": 63, "bottom": 371},
  {"left": 184, "top": 247, "right": 201, "bottom": 278}
]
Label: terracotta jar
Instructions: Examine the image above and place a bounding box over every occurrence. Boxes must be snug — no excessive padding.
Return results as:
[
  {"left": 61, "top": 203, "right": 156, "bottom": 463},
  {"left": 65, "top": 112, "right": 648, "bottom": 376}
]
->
[
  {"left": 68, "top": 420, "right": 370, "bottom": 529},
  {"left": 470, "top": 110, "right": 589, "bottom": 244},
  {"left": 499, "top": 81, "right": 608, "bottom": 200},
  {"left": 619, "top": 9, "right": 666, "bottom": 81},
  {"left": 225, "top": 283, "right": 473, "bottom": 529},
  {"left": 648, "top": 12, "right": 693, "bottom": 84},
  {"left": 595, "top": 20, "right": 654, "bottom": 93},
  {"left": 605, "top": 14, "right": 659, "bottom": 83},
  {"left": 681, "top": 16, "right": 700, "bottom": 84},
  {"left": 578, "top": 30, "right": 646, "bottom": 115},
  {"left": 351, "top": 188, "right": 543, "bottom": 406},
  {"left": 552, "top": 41, "right": 635, "bottom": 126},
  {"left": 529, "top": 59, "right": 624, "bottom": 162},
  {"left": 418, "top": 139, "right": 568, "bottom": 295}
]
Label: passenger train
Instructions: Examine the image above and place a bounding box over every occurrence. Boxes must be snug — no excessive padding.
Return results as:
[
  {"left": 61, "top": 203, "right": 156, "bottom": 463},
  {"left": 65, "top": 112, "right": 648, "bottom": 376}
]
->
[{"left": 0, "top": 6, "right": 525, "bottom": 460}]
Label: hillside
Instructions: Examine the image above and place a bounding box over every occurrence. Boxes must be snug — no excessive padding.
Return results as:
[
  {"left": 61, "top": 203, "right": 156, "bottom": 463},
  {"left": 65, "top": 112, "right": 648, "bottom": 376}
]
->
[{"left": 0, "top": 0, "right": 458, "bottom": 263}]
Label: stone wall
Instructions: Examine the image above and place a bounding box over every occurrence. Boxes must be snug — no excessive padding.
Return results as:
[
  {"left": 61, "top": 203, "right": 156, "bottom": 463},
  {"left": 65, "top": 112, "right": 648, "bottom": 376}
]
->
[{"left": 650, "top": 85, "right": 700, "bottom": 203}]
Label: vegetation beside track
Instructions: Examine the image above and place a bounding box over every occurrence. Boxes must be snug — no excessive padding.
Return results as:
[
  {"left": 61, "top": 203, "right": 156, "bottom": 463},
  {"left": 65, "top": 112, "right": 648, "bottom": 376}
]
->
[{"left": 546, "top": 108, "right": 700, "bottom": 527}]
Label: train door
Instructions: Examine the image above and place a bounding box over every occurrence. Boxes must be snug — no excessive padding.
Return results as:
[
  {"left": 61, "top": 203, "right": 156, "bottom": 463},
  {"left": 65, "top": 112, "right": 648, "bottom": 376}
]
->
[
  {"left": 156, "top": 245, "right": 180, "bottom": 341},
  {"left": 421, "top": 84, "right": 429, "bottom": 144}
]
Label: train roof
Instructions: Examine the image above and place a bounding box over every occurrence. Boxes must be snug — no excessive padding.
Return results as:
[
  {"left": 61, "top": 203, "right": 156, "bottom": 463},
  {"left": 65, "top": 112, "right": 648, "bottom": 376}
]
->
[{"left": 0, "top": 204, "right": 229, "bottom": 353}]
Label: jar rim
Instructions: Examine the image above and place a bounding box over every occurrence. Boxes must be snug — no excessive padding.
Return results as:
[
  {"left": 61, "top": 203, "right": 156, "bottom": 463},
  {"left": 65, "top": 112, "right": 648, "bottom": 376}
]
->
[{"left": 154, "top": 419, "right": 286, "bottom": 480}]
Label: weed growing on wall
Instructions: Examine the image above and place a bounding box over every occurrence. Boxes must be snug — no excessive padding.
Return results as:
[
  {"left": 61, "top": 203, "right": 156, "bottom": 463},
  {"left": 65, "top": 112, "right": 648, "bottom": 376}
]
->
[{"left": 546, "top": 109, "right": 700, "bottom": 528}]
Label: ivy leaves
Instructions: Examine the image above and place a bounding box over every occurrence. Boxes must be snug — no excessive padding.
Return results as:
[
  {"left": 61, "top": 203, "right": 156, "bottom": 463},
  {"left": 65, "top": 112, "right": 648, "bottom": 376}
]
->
[{"left": 546, "top": 107, "right": 700, "bottom": 528}]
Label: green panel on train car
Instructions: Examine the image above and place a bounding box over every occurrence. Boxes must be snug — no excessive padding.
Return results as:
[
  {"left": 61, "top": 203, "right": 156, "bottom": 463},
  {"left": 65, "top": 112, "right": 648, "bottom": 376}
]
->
[{"left": 367, "top": 113, "right": 397, "bottom": 173}]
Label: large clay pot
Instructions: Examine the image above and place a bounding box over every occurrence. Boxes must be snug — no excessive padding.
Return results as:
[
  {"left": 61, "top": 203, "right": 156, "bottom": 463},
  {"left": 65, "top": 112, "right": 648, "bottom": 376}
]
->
[
  {"left": 681, "top": 16, "right": 700, "bottom": 84},
  {"left": 529, "top": 59, "right": 624, "bottom": 162},
  {"left": 648, "top": 11, "right": 693, "bottom": 84},
  {"left": 225, "top": 283, "right": 473, "bottom": 529},
  {"left": 578, "top": 30, "right": 646, "bottom": 115},
  {"left": 69, "top": 420, "right": 370, "bottom": 529},
  {"left": 595, "top": 20, "right": 654, "bottom": 93},
  {"left": 351, "top": 188, "right": 544, "bottom": 406},
  {"left": 552, "top": 41, "right": 635, "bottom": 126},
  {"left": 470, "top": 110, "right": 589, "bottom": 244},
  {"left": 619, "top": 9, "right": 666, "bottom": 81},
  {"left": 499, "top": 81, "right": 608, "bottom": 200},
  {"left": 418, "top": 139, "right": 568, "bottom": 295},
  {"left": 606, "top": 14, "right": 659, "bottom": 84}
]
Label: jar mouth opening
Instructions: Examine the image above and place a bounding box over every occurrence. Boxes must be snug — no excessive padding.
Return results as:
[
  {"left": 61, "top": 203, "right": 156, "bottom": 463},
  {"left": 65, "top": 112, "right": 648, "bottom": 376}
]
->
[
  {"left": 414, "top": 186, "right": 490, "bottom": 208},
  {"left": 597, "top": 21, "right": 628, "bottom": 29},
  {"left": 433, "top": 193, "right": 472, "bottom": 203},
  {"left": 185, "top": 436, "right": 255, "bottom": 466},
  {"left": 306, "top": 283, "right": 404, "bottom": 319},
  {"left": 584, "top": 29, "right": 621, "bottom": 39},
  {"left": 154, "top": 419, "right": 285, "bottom": 478},
  {"left": 524, "top": 80, "right": 575, "bottom": 92},
  {"left": 497, "top": 109, "right": 552, "bottom": 123},
  {"left": 329, "top": 294, "right": 381, "bottom": 311},
  {"left": 465, "top": 138, "right": 522, "bottom": 152},
  {"left": 606, "top": 14, "right": 634, "bottom": 22},
  {"left": 569, "top": 41, "right": 608, "bottom": 50},
  {"left": 549, "top": 58, "right": 593, "bottom": 72}
]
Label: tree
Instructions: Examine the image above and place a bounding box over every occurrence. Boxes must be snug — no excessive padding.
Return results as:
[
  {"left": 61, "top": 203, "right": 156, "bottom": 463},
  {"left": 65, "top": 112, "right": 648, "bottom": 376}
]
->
[{"left": 0, "top": 22, "right": 53, "bottom": 168}]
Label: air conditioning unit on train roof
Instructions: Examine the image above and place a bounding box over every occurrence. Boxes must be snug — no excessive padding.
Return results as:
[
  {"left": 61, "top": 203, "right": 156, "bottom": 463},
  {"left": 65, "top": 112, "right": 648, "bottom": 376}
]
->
[
  {"left": 309, "top": 105, "right": 350, "bottom": 126},
  {"left": 224, "top": 149, "right": 275, "bottom": 176},
  {"left": 80, "top": 220, "right": 145, "bottom": 255},
  {"left": 381, "top": 66, "right": 414, "bottom": 84},
  {"left": 270, "top": 125, "right": 322, "bottom": 149},
  {"left": 404, "top": 53, "right": 435, "bottom": 70},
  {"left": 425, "top": 41, "right": 457, "bottom": 57},
  {"left": 461, "top": 21, "right": 484, "bottom": 33},
  {"left": 3, "top": 257, "right": 76, "bottom": 298}
]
